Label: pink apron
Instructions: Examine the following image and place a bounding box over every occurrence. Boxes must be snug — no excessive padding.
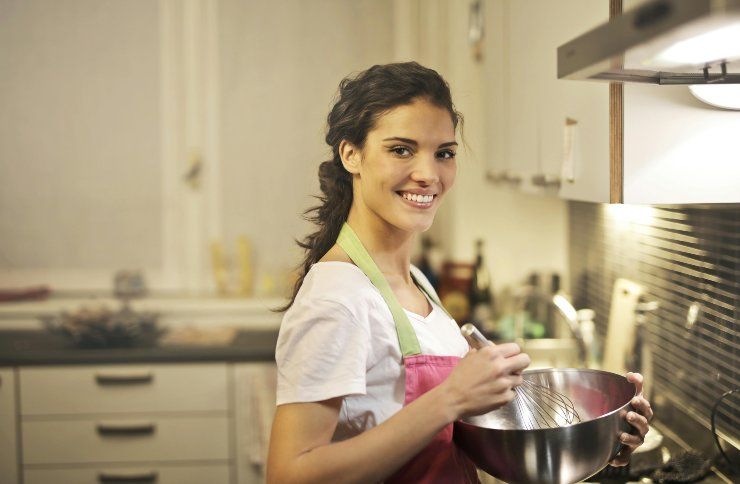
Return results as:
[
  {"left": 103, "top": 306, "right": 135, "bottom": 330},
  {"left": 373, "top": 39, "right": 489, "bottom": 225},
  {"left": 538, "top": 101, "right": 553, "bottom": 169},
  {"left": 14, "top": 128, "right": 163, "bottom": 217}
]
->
[{"left": 337, "top": 223, "right": 480, "bottom": 484}]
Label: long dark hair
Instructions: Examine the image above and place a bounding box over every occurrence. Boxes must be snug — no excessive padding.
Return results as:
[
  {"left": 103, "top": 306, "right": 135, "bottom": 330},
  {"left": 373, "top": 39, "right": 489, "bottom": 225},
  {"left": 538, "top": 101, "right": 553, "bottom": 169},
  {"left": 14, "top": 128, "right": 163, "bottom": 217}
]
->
[{"left": 276, "top": 62, "right": 463, "bottom": 312}]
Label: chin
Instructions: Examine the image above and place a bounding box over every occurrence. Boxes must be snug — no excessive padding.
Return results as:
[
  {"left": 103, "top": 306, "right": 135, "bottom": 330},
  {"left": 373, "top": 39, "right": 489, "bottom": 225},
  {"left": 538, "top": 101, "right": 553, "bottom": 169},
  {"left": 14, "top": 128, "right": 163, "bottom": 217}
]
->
[{"left": 395, "top": 215, "right": 435, "bottom": 234}]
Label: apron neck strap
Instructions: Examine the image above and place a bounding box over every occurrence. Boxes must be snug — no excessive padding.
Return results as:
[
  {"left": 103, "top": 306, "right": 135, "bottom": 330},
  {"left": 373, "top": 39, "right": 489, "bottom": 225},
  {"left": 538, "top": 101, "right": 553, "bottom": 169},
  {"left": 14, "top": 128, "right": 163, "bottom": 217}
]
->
[
  {"left": 337, "top": 223, "right": 422, "bottom": 357},
  {"left": 409, "top": 270, "right": 451, "bottom": 320}
]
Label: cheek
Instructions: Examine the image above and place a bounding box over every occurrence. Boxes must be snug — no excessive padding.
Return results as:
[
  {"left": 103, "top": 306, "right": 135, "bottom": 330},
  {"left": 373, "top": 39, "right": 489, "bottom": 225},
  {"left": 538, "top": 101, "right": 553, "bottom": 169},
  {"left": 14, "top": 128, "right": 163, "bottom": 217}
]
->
[{"left": 442, "top": 162, "right": 457, "bottom": 190}]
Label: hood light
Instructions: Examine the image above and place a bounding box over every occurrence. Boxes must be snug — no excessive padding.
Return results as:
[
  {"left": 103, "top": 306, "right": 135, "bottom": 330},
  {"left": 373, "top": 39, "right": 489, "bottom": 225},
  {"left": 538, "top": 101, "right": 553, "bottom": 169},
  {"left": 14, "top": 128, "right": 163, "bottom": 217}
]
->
[
  {"left": 688, "top": 84, "right": 740, "bottom": 110},
  {"left": 651, "top": 22, "right": 740, "bottom": 67}
]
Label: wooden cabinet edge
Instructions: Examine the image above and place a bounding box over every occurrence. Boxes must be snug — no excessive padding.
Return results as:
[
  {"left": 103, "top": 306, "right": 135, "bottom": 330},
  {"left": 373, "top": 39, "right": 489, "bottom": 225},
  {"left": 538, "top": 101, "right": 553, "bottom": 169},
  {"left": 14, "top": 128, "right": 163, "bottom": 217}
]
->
[
  {"left": 610, "top": 82, "right": 624, "bottom": 204},
  {"left": 609, "top": 0, "right": 624, "bottom": 204}
]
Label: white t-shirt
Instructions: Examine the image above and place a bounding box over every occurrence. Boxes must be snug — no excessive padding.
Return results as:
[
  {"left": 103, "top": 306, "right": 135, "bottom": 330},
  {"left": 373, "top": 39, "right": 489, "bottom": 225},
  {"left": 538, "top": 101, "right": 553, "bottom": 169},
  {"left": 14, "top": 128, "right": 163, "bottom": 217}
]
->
[{"left": 275, "top": 261, "right": 469, "bottom": 442}]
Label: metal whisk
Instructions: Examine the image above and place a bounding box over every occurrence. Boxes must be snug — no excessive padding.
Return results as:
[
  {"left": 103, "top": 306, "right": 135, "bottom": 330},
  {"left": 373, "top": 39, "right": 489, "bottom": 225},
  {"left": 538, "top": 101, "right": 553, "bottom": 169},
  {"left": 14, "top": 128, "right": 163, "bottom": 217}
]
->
[{"left": 460, "top": 323, "right": 582, "bottom": 429}]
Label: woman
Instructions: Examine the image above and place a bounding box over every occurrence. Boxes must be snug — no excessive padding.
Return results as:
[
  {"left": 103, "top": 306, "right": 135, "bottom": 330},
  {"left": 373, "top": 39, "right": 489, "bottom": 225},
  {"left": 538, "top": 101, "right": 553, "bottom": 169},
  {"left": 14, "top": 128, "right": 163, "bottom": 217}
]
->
[{"left": 267, "top": 62, "right": 652, "bottom": 483}]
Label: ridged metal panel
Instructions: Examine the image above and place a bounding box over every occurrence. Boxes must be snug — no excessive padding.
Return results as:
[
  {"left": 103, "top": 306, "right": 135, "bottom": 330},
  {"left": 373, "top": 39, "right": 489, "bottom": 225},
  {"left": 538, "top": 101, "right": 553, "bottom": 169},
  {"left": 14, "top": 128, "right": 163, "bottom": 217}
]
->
[{"left": 569, "top": 202, "right": 739, "bottom": 448}]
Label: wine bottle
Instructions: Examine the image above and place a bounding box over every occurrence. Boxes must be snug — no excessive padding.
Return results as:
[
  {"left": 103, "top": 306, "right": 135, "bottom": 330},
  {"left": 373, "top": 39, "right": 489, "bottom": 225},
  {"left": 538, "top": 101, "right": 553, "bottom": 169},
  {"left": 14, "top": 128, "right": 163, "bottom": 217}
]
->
[
  {"left": 417, "top": 236, "right": 440, "bottom": 291},
  {"left": 469, "top": 240, "right": 495, "bottom": 333}
]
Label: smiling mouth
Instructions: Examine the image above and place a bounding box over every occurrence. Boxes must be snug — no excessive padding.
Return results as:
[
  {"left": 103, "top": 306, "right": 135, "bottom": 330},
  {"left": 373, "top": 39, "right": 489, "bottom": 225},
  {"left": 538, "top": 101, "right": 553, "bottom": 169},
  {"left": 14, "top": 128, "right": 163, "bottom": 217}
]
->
[{"left": 396, "top": 191, "right": 437, "bottom": 208}]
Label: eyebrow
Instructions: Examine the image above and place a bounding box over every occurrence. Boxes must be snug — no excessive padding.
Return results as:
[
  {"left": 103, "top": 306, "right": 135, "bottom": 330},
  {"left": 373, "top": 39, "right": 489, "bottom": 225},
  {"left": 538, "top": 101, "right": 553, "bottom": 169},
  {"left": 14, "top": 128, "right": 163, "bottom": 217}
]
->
[{"left": 382, "top": 137, "right": 458, "bottom": 149}]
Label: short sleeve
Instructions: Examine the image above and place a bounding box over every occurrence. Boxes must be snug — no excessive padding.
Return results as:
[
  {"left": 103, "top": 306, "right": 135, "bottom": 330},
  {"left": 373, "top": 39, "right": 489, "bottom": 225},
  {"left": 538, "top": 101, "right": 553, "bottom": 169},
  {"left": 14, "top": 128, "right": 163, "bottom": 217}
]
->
[{"left": 275, "top": 297, "right": 370, "bottom": 405}]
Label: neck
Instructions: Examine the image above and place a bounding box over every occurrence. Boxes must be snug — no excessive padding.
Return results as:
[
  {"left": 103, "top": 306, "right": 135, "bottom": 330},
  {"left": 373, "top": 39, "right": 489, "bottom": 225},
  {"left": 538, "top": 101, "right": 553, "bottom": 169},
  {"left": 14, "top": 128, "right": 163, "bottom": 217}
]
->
[{"left": 345, "top": 204, "right": 416, "bottom": 285}]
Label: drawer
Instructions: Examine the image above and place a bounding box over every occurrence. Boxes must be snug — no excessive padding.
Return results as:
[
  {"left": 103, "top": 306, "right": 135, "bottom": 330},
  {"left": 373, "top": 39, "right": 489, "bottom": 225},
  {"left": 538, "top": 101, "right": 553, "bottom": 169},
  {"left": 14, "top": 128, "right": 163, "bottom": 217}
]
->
[
  {"left": 20, "top": 363, "right": 228, "bottom": 415},
  {"left": 22, "top": 416, "right": 229, "bottom": 465},
  {"left": 25, "top": 464, "right": 230, "bottom": 484}
]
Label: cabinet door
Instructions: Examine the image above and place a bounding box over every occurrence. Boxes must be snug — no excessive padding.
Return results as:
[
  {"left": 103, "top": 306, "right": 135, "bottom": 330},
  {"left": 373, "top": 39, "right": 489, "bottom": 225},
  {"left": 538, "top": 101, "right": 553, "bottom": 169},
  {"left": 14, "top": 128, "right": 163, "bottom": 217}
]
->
[
  {"left": 493, "top": 0, "right": 610, "bottom": 198},
  {"left": 505, "top": 0, "right": 541, "bottom": 193},
  {"left": 233, "top": 362, "right": 277, "bottom": 484},
  {"left": 623, "top": 83, "right": 740, "bottom": 204},
  {"left": 20, "top": 363, "right": 229, "bottom": 415},
  {"left": 0, "top": 368, "right": 19, "bottom": 484},
  {"left": 25, "top": 464, "right": 230, "bottom": 484},
  {"left": 22, "top": 416, "right": 229, "bottom": 465},
  {"left": 537, "top": 0, "right": 611, "bottom": 202},
  {"left": 483, "top": 0, "right": 513, "bottom": 185}
]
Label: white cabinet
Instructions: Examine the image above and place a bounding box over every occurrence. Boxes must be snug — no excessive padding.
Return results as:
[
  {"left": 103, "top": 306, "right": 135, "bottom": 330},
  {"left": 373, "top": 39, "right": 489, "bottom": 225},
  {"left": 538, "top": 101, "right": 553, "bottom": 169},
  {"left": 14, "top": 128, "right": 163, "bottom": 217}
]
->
[
  {"left": 0, "top": 368, "right": 20, "bottom": 483},
  {"left": 2, "top": 361, "right": 278, "bottom": 484},
  {"left": 19, "top": 363, "right": 232, "bottom": 481},
  {"left": 536, "top": 1, "right": 611, "bottom": 202},
  {"left": 19, "top": 364, "right": 229, "bottom": 415},
  {"left": 484, "top": 0, "right": 740, "bottom": 204},
  {"left": 621, "top": 81, "right": 740, "bottom": 204},
  {"left": 24, "top": 465, "right": 231, "bottom": 484},
  {"left": 233, "top": 363, "right": 278, "bottom": 484},
  {"left": 484, "top": 0, "right": 610, "bottom": 198},
  {"left": 23, "top": 417, "right": 230, "bottom": 465},
  {"left": 584, "top": 0, "right": 740, "bottom": 204}
]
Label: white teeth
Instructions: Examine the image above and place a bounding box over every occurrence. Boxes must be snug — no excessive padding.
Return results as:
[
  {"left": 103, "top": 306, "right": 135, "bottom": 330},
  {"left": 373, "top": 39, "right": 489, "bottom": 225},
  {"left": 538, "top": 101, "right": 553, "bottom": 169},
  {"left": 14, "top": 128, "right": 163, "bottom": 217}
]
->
[{"left": 401, "top": 192, "right": 434, "bottom": 204}]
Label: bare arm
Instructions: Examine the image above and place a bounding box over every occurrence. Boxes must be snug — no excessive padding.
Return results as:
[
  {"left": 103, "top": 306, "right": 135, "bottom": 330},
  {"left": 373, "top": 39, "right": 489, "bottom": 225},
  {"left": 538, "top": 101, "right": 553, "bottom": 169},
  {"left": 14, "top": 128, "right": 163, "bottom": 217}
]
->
[{"left": 266, "top": 343, "right": 531, "bottom": 484}]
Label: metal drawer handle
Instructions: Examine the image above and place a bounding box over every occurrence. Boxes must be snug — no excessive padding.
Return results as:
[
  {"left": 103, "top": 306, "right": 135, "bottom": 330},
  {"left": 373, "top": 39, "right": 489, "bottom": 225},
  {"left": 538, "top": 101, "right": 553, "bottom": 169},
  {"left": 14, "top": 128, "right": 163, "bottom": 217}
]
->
[
  {"left": 96, "top": 422, "right": 156, "bottom": 436},
  {"left": 98, "top": 470, "right": 158, "bottom": 482},
  {"left": 95, "top": 371, "right": 154, "bottom": 385}
]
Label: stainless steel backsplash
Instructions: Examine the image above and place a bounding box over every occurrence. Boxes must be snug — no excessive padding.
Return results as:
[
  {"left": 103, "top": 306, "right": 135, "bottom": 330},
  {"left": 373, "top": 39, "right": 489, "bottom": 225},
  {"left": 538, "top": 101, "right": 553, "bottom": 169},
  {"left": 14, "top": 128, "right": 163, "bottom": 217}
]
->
[{"left": 568, "top": 202, "right": 739, "bottom": 452}]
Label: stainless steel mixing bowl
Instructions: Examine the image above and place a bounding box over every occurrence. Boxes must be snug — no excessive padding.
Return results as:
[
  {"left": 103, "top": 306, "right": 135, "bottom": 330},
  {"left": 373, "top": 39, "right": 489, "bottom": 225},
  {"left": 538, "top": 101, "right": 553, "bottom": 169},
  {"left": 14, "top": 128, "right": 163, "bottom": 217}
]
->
[{"left": 454, "top": 368, "right": 636, "bottom": 484}]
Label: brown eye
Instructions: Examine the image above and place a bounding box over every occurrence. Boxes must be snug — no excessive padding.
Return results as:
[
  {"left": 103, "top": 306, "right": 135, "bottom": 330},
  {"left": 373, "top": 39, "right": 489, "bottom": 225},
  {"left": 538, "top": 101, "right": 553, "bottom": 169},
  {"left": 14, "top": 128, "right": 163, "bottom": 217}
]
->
[
  {"left": 391, "top": 146, "right": 412, "bottom": 157},
  {"left": 437, "top": 150, "right": 456, "bottom": 160}
]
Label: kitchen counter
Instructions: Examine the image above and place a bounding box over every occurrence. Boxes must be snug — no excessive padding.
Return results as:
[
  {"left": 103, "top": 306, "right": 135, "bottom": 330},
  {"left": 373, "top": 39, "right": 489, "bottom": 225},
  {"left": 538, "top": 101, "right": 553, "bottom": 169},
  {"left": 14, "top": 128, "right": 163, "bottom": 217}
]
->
[{"left": 0, "top": 329, "right": 278, "bottom": 366}]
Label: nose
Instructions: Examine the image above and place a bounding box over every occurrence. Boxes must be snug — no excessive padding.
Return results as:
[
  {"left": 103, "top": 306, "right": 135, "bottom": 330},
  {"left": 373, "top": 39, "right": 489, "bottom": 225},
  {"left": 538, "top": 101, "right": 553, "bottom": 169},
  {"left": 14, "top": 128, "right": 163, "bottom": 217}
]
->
[{"left": 410, "top": 153, "right": 440, "bottom": 184}]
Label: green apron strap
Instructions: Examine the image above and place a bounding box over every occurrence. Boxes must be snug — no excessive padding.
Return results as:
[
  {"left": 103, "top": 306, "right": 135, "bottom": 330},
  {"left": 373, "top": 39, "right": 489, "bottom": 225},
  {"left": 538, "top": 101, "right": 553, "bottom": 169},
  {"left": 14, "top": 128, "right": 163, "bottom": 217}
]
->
[{"left": 337, "top": 223, "right": 422, "bottom": 357}]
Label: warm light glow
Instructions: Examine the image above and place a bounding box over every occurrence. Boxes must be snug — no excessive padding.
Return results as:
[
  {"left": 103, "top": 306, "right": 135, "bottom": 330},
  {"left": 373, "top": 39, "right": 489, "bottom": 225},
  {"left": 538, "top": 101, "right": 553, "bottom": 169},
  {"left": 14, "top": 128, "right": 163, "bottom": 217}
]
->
[
  {"left": 689, "top": 84, "right": 740, "bottom": 110},
  {"left": 651, "top": 22, "right": 740, "bottom": 66},
  {"left": 605, "top": 204, "right": 655, "bottom": 227}
]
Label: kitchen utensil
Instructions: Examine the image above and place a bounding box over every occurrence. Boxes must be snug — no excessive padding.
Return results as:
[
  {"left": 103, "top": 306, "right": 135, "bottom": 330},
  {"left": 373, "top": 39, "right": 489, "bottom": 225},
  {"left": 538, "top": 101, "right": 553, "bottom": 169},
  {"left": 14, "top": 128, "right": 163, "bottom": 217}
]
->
[
  {"left": 455, "top": 368, "right": 636, "bottom": 484},
  {"left": 460, "top": 324, "right": 582, "bottom": 429},
  {"left": 603, "top": 278, "right": 643, "bottom": 375}
]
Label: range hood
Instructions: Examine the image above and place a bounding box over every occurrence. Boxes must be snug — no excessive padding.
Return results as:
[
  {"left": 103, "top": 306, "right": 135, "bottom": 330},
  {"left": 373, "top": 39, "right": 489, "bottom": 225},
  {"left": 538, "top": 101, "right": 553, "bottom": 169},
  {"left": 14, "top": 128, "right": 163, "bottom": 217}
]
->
[{"left": 558, "top": 0, "right": 740, "bottom": 84}]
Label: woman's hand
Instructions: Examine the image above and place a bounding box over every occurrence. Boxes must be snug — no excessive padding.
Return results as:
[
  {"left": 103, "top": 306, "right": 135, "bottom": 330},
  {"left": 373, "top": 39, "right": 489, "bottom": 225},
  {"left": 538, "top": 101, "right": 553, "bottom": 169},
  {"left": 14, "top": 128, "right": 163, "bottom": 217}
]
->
[
  {"left": 610, "top": 372, "right": 654, "bottom": 467},
  {"left": 438, "top": 343, "right": 531, "bottom": 420}
]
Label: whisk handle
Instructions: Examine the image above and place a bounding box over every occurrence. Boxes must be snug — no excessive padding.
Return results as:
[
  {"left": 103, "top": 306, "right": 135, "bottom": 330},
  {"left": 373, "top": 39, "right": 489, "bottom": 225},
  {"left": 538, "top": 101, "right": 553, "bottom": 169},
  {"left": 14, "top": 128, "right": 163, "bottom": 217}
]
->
[{"left": 460, "top": 323, "right": 493, "bottom": 350}]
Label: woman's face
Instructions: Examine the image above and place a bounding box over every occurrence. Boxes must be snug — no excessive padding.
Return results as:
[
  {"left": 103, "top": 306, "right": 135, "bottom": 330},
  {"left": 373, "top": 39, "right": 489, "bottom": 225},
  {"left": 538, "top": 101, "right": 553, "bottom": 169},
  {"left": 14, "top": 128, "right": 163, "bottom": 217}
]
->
[{"left": 344, "top": 97, "right": 457, "bottom": 234}]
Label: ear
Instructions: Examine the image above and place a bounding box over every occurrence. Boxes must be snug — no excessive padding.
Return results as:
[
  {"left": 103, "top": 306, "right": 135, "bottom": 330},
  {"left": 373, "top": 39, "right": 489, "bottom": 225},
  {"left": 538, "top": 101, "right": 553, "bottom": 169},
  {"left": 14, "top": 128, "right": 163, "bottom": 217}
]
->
[{"left": 339, "top": 140, "right": 362, "bottom": 175}]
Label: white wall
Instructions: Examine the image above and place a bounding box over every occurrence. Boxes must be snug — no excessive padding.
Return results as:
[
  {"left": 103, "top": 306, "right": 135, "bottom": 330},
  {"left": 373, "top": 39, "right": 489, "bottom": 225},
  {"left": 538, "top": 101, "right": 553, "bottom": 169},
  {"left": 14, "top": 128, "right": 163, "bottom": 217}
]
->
[
  {"left": 0, "top": 0, "right": 163, "bottom": 287},
  {"left": 0, "top": 0, "right": 396, "bottom": 293},
  {"left": 218, "top": 0, "right": 395, "bottom": 288},
  {"left": 0, "top": 0, "right": 566, "bottom": 295}
]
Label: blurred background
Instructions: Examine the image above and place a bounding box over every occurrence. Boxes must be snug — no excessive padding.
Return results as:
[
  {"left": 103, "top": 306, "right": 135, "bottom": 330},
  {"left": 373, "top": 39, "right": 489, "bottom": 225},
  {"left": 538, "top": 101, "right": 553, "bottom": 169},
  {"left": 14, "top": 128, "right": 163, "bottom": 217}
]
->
[{"left": 0, "top": 1, "right": 738, "bottom": 483}]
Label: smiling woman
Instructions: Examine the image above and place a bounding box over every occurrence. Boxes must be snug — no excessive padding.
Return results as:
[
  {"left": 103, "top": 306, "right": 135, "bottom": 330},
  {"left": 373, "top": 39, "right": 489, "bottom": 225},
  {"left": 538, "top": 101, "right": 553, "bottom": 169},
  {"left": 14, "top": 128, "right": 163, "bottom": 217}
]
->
[
  {"left": 265, "top": 62, "right": 652, "bottom": 484},
  {"left": 266, "top": 62, "right": 526, "bottom": 484}
]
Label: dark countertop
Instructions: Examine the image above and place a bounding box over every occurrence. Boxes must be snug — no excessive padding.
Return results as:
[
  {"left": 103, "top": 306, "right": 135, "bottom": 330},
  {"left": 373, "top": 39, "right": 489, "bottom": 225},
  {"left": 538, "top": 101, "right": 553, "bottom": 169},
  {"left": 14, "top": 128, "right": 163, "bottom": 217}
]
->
[{"left": 0, "top": 329, "right": 278, "bottom": 365}]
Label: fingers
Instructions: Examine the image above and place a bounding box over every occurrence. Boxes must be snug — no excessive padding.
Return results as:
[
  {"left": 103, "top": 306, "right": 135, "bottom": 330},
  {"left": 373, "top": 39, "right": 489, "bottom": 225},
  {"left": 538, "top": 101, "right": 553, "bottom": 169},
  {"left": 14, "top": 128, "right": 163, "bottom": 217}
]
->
[
  {"left": 631, "top": 395, "right": 654, "bottom": 423},
  {"left": 509, "top": 373, "right": 524, "bottom": 388},
  {"left": 610, "top": 426, "right": 643, "bottom": 467},
  {"left": 626, "top": 372, "right": 644, "bottom": 395},
  {"left": 504, "top": 353, "right": 531, "bottom": 375},
  {"left": 619, "top": 427, "right": 645, "bottom": 448},
  {"left": 609, "top": 388, "right": 653, "bottom": 467},
  {"left": 494, "top": 342, "right": 522, "bottom": 358}
]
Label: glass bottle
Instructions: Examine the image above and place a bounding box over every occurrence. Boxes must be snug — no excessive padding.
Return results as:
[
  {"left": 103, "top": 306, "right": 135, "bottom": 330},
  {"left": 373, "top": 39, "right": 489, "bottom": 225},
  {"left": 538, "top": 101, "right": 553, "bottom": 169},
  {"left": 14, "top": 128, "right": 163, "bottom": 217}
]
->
[{"left": 469, "top": 239, "right": 495, "bottom": 334}]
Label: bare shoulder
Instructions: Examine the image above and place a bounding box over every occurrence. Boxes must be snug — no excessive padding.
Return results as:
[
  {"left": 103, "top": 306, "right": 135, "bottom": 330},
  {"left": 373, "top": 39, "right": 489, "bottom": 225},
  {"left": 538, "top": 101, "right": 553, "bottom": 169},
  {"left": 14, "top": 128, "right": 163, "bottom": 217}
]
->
[{"left": 318, "top": 244, "right": 353, "bottom": 264}]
